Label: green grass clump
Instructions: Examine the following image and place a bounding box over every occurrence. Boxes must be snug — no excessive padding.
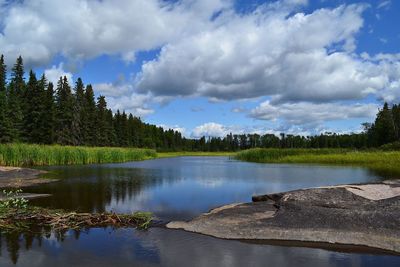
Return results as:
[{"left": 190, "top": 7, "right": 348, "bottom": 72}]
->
[
  {"left": 0, "top": 143, "right": 156, "bottom": 167},
  {"left": 235, "top": 148, "right": 400, "bottom": 176}
]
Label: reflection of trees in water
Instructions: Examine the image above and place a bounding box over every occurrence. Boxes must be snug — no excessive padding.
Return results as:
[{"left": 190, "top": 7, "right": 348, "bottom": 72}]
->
[
  {"left": 0, "top": 228, "right": 87, "bottom": 264},
  {"left": 365, "top": 168, "right": 399, "bottom": 181},
  {"left": 27, "top": 167, "right": 182, "bottom": 212},
  {"left": 0, "top": 166, "right": 182, "bottom": 264}
]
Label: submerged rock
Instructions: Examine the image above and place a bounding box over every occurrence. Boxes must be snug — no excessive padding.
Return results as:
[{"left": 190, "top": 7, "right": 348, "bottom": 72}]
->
[{"left": 167, "top": 180, "right": 400, "bottom": 254}]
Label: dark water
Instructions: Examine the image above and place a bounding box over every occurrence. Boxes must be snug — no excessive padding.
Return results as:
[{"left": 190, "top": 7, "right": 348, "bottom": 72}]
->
[{"left": 0, "top": 157, "right": 399, "bottom": 266}]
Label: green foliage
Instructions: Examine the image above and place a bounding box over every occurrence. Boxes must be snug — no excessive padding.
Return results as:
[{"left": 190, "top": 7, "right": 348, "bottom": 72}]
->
[
  {"left": 0, "top": 143, "right": 156, "bottom": 166},
  {"left": 132, "top": 211, "right": 153, "bottom": 230},
  {"left": 369, "top": 103, "right": 397, "bottom": 146},
  {"left": 236, "top": 148, "right": 400, "bottom": 175},
  {"left": 0, "top": 189, "right": 29, "bottom": 210},
  {"left": 380, "top": 141, "right": 400, "bottom": 151},
  {"left": 1, "top": 55, "right": 400, "bottom": 152}
]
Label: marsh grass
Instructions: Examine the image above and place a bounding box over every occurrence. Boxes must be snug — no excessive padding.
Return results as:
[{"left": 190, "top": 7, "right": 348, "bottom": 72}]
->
[
  {"left": 236, "top": 148, "right": 400, "bottom": 176},
  {"left": 0, "top": 143, "right": 156, "bottom": 167}
]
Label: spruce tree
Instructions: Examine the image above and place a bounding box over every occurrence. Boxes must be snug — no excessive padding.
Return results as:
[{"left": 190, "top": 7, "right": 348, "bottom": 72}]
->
[
  {"left": 55, "top": 76, "right": 75, "bottom": 145},
  {"left": 0, "top": 55, "right": 11, "bottom": 142},
  {"left": 95, "top": 95, "right": 109, "bottom": 146},
  {"left": 392, "top": 104, "right": 400, "bottom": 139},
  {"left": 24, "top": 70, "right": 43, "bottom": 143},
  {"left": 370, "top": 103, "right": 397, "bottom": 146},
  {"left": 41, "top": 82, "right": 55, "bottom": 144},
  {"left": 83, "top": 84, "right": 97, "bottom": 145},
  {"left": 7, "top": 56, "right": 25, "bottom": 141},
  {"left": 73, "top": 78, "right": 86, "bottom": 144}
]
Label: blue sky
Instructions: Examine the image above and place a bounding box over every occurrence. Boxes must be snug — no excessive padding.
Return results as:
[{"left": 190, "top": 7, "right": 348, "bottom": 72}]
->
[{"left": 0, "top": 0, "right": 399, "bottom": 137}]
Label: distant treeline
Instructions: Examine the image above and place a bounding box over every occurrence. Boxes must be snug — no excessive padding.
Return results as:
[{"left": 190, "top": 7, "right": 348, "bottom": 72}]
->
[
  {"left": 197, "top": 102, "right": 400, "bottom": 151},
  {"left": 0, "top": 55, "right": 399, "bottom": 151}
]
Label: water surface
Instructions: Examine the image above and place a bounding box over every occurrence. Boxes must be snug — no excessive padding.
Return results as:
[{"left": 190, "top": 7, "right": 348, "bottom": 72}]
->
[{"left": 0, "top": 156, "right": 399, "bottom": 266}]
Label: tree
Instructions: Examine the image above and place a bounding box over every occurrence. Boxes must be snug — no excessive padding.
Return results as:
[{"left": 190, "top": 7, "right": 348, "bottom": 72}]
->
[
  {"left": 7, "top": 56, "right": 25, "bottom": 141},
  {"left": 40, "top": 82, "right": 55, "bottom": 144},
  {"left": 83, "top": 84, "right": 97, "bottom": 145},
  {"left": 95, "top": 95, "right": 109, "bottom": 146},
  {"left": 23, "top": 70, "right": 43, "bottom": 143},
  {"left": 0, "top": 55, "right": 11, "bottom": 142},
  {"left": 392, "top": 104, "right": 400, "bottom": 139},
  {"left": 73, "top": 78, "right": 86, "bottom": 145},
  {"left": 370, "top": 103, "right": 397, "bottom": 146},
  {"left": 55, "top": 76, "right": 76, "bottom": 145}
]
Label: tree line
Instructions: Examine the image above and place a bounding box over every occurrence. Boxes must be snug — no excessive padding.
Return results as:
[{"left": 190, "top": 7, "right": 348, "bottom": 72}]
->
[
  {"left": 0, "top": 55, "right": 186, "bottom": 149},
  {"left": 0, "top": 55, "right": 399, "bottom": 151},
  {"left": 192, "top": 102, "right": 400, "bottom": 151}
]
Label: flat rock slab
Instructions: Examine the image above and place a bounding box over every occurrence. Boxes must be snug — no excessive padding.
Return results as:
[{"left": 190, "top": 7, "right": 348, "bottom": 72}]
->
[
  {"left": 167, "top": 180, "right": 400, "bottom": 254},
  {"left": 0, "top": 166, "right": 57, "bottom": 188}
]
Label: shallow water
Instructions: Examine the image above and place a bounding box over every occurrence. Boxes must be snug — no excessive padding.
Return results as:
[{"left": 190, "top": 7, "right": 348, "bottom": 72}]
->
[{"left": 0, "top": 156, "right": 399, "bottom": 266}]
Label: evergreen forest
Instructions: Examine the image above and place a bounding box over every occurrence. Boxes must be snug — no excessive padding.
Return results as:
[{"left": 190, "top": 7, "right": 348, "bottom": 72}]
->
[{"left": 0, "top": 55, "right": 399, "bottom": 152}]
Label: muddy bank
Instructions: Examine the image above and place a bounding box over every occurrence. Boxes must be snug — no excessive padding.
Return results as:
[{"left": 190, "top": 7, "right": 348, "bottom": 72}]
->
[
  {"left": 167, "top": 180, "right": 400, "bottom": 254},
  {"left": 0, "top": 166, "right": 57, "bottom": 188}
]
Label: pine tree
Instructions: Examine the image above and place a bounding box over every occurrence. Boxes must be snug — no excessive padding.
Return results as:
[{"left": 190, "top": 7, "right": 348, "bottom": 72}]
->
[
  {"left": 71, "top": 78, "right": 85, "bottom": 145},
  {"left": 392, "top": 104, "right": 400, "bottom": 139},
  {"left": 370, "top": 103, "right": 397, "bottom": 146},
  {"left": 83, "top": 84, "right": 97, "bottom": 145},
  {"left": 0, "top": 55, "right": 11, "bottom": 142},
  {"left": 24, "top": 70, "right": 43, "bottom": 143},
  {"left": 95, "top": 95, "right": 109, "bottom": 146},
  {"left": 40, "top": 82, "right": 55, "bottom": 144},
  {"left": 7, "top": 56, "right": 25, "bottom": 141},
  {"left": 55, "top": 76, "right": 75, "bottom": 145}
]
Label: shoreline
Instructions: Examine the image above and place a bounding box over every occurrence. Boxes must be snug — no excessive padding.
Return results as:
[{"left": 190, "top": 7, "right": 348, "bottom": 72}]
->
[
  {"left": 167, "top": 180, "right": 400, "bottom": 254},
  {"left": 0, "top": 166, "right": 57, "bottom": 188}
]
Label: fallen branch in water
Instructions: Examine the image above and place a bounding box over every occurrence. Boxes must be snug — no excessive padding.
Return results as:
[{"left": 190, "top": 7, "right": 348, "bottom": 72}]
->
[{"left": 0, "top": 206, "right": 153, "bottom": 233}]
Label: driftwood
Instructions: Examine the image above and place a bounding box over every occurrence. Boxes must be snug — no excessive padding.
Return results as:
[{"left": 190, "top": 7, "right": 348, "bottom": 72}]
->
[{"left": 0, "top": 207, "right": 153, "bottom": 233}]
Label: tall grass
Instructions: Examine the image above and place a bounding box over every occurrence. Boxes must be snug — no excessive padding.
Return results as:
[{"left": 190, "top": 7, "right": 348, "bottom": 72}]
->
[
  {"left": 0, "top": 143, "right": 157, "bottom": 167},
  {"left": 235, "top": 148, "right": 400, "bottom": 176}
]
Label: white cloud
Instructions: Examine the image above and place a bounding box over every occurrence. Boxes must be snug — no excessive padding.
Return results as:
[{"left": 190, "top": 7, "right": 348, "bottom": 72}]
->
[
  {"left": 136, "top": 3, "right": 395, "bottom": 103},
  {"left": 0, "top": 0, "right": 230, "bottom": 66},
  {"left": 377, "top": 1, "right": 391, "bottom": 9},
  {"left": 191, "top": 122, "right": 230, "bottom": 138},
  {"left": 44, "top": 63, "right": 73, "bottom": 85},
  {"left": 105, "top": 93, "right": 155, "bottom": 118},
  {"left": 158, "top": 124, "right": 186, "bottom": 136},
  {"left": 250, "top": 101, "right": 378, "bottom": 126}
]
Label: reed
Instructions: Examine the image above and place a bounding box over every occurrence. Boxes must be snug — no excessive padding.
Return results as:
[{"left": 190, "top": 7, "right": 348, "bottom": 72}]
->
[
  {"left": 235, "top": 148, "right": 400, "bottom": 176},
  {"left": 0, "top": 143, "right": 156, "bottom": 167}
]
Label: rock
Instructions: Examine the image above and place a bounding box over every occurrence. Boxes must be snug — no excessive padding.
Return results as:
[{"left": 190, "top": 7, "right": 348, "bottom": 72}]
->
[
  {"left": 167, "top": 180, "right": 400, "bottom": 254},
  {"left": 0, "top": 166, "right": 57, "bottom": 188}
]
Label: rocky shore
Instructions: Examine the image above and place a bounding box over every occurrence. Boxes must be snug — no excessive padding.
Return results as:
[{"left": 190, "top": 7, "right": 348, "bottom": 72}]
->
[{"left": 167, "top": 180, "right": 400, "bottom": 254}]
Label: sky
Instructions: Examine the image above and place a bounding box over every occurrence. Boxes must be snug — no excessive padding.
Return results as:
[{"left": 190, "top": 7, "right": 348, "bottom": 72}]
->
[{"left": 0, "top": 0, "right": 399, "bottom": 138}]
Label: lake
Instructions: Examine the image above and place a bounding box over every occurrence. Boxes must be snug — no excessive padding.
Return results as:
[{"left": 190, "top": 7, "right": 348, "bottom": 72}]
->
[{"left": 0, "top": 156, "right": 399, "bottom": 266}]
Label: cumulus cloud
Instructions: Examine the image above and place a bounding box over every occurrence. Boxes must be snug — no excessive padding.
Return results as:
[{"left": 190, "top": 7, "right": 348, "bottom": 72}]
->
[
  {"left": 44, "top": 63, "right": 73, "bottom": 85},
  {"left": 158, "top": 124, "right": 186, "bottom": 135},
  {"left": 2, "top": 0, "right": 400, "bottom": 135},
  {"left": 191, "top": 122, "right": 230, "bottom": 138},
  {"left": 0, "top": 0, "right": 230, "bottom": 66},
  {"left": 93, "top": 79, "right": 154, "bottom": 117},
  {"left": 250, "top": 101, "right": 379, "bottom": 126},
  {"left": 136, "top": 3, "right": 396, "bottom": 103}
]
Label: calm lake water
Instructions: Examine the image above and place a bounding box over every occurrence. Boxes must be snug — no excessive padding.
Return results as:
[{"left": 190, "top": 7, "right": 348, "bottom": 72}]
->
[{"left": 0, "top": 156, "right": 399, "bottom": 266}]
